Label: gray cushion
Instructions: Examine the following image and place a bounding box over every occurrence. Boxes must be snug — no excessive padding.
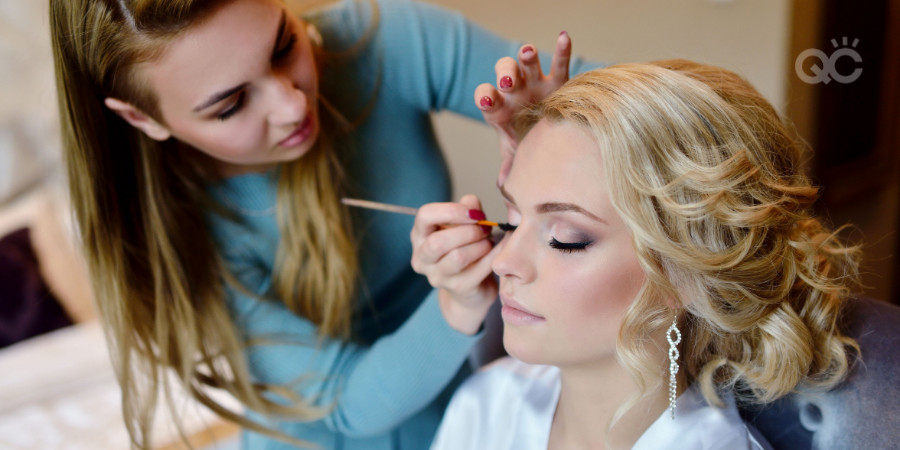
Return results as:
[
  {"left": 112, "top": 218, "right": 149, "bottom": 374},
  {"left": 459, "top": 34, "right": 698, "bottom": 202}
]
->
[{"left": 740, "top": 296, "right": 900, "bottom": 449}]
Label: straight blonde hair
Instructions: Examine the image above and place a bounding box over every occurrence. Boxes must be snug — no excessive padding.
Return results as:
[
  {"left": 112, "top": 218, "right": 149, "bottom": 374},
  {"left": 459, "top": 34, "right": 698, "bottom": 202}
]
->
[{"left": 50, "top": 0, "right": 366, "bottom": 447}]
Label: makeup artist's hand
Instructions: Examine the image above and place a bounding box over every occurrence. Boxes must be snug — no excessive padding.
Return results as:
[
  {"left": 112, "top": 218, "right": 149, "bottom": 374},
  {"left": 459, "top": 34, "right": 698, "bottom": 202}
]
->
[
  {"left": 410, "top": 194, "right": 498, "bottom": 335},
  {"left": 474, "top": 31, "right": 572, "bottom": 187}
]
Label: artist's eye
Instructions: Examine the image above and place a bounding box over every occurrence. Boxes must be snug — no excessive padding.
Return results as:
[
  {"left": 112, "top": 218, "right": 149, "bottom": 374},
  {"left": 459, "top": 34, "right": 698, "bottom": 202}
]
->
[
  {"left": 273, "top": 33, "right": 297, "bottom": 61},
  {"left": 549, "top": 237, "right": 592, "bottom": 253},
  {"left": 217, "top": 92, "right": 246, "bottom": 121}
]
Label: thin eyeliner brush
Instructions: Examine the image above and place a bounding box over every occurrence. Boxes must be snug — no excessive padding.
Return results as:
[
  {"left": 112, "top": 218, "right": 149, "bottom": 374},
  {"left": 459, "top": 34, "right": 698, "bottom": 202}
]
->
[{"left": 341, "top": 198, "right": 515, "bottom": 231}]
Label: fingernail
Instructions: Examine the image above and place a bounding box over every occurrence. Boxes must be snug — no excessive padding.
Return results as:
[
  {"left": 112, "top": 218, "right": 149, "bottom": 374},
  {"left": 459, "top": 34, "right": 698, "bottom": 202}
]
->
[
  {"left": 560, "top": 30, "right": 568, "bottom": 37},
  {"left": 468, "top": 209, "right": 486, "bottom": 220},
  {"left": 481, "top": 225, "right": 492, "bottom": 235},
  {"left": 522, "top": 46, "right": 535, "bottom": 55},
  {"left": 499, "top": 76, "right": 513, "bottom": 89},
  {"left": 480, "top": 96, "right": 493, "bottom": 109}
]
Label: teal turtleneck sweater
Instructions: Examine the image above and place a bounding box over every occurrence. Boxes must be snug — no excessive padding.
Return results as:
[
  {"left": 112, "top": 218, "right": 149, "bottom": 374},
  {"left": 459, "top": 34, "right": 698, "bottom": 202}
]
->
[{"left": 206, "top": 0, "right": 598, "bottom": 448}]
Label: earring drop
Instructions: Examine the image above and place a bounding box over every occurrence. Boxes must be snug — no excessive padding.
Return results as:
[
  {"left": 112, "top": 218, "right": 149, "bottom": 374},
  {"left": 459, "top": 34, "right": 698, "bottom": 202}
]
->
[{"left": 667, "top": 315, "right": 681, "bottom": 420}]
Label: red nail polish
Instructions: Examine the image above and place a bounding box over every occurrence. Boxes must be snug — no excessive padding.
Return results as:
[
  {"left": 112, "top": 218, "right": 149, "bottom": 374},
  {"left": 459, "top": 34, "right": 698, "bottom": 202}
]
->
[
  {"left": 480, "top": 96, "right": 493, "bottom": 109},
  {"left": 522, "top": 46, "right": 535, "bottom": 55},
  {"left": 481, "top": 225, "right": 492, "bottom": 235},
  {"left": 499, "top": 76, "right": 513, "bottom": 89},
  {"left": 468, "top": 209, "right": 486, "bottom": 220}
]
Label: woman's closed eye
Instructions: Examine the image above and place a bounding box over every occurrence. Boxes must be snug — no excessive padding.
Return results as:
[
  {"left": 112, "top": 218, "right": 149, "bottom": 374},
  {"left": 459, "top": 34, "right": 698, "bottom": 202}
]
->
[
  {"left": 215, "top": 31, "right": 296, "bottom": 121},
  {"left": 216, "top": 91, "right": 246, "bottom": 121},
  {"left": 549, "top": 237, "right": 592, "bottom": 253},
  {"left": 273, "top": 33, "right": 297, "bottom": 61}
]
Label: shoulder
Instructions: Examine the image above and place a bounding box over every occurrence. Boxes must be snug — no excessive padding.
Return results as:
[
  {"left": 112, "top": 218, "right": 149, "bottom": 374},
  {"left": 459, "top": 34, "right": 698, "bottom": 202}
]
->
[
  {"left": 634, "top": 385, "right": 773, "bottom": 450},
  {"left": 308, "top": 0, "right": 466, "bottom": 48},
  {"left": 459, "top": 356, "right": 559, "bottom": 403},
  {"left": 306, "top": 0, "right": 456, "bottom": 40},
  {"left": 431, "top": 357, "right": 558, "bottom": 450}
]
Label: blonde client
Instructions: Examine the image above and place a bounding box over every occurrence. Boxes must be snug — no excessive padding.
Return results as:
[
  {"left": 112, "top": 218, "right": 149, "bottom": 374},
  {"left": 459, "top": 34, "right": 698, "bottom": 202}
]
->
[{"left": 432, "top": 60, "right": 860, "bottom": 449}]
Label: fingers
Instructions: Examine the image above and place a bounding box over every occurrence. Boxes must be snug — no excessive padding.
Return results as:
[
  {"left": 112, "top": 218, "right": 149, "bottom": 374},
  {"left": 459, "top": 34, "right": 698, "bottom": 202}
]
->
[
  {"left": 410, "top": 199, "right": 490, "bottom": 269},
  {"left": 432, "top": 238, "right": 494, "bottom": 281},
  {"left": 457, "top": 193, "right": 482, "bottom": 212},
  {"left": 550, "top": 31, "right": 571, "bottom": 84},
  {"left": 494, "top": 56, "right": 519, "bottom": 92},
  {"left": 411, "top": 201, "right": 480, "bottom": 236},
  {"left": 415, "top": 221, "right": 489, "bottom": 263},
  {"left": 411, "top": 224, "right": 494, "bottom": 291},
  {"left": 518, "top": 44, "right": 542, "bottom": 86},
  {"left": 439, "top": 242, "right": 500, "bottom": 295},
  {"left": 475, "top": 82, "right": 503, "bottom": 114},
  {"left": 475, "top": 83, "right": 517, "bottom": 145},
  {"left": 475, "top": 32, "right": 573, "bottom": 187},
  {"left": 480, "top": 35, "right": 571, "bottom": 117}
]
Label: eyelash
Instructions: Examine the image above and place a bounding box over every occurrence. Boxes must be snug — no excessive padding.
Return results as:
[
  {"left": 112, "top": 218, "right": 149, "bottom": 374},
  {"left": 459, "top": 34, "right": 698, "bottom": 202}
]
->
[
  {"left": 503, "top": 225, "right": 592, "bottom": 254},
  {"left": 217, "top": 91, "right": 245, "bottom": 121},
  {"left": 274, "top": 33, "right": 297, "bottom": 61},
  {"left": 215, "top": 33, "right": 297, "bottom": 121},
  {"left": 549, "top": 238, "right": 592, "bottom": 253}
]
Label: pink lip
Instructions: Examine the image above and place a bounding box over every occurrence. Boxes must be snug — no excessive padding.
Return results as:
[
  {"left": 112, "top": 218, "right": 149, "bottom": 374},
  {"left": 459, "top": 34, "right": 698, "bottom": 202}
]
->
[
  {"left": 500, "top": 294, "right": 545, "bottom": 325},
  {"left": 278, "top": 115, "right": 314, "bottom": 148}
]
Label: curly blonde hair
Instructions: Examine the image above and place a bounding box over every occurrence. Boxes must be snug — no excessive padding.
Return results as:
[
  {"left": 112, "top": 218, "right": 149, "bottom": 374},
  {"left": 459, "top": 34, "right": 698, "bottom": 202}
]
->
[{"left": 515, "top": 59, "right": 861, "bottom": 412}]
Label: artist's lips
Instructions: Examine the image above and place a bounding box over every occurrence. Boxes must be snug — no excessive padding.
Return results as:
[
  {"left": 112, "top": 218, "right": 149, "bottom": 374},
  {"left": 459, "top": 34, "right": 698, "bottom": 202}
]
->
[
  {"left": 500, "top": 294, "right": 545, "bottom": 325},
  {"left": 278, "top": 115, "right": 314, "bottom": 148}
]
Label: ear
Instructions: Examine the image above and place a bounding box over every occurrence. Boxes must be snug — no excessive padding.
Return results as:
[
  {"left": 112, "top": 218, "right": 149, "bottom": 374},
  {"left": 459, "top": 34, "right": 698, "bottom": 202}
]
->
[
  {"left": 104, "top": 97, "right": 172, "bottom": 141},
  {"left": 305, "top": 22, "right": 323, "bottom": 49}
]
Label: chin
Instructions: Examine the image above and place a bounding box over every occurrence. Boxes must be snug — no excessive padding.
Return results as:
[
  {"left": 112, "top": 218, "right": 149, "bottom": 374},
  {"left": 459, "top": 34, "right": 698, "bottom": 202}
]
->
[{"left": 503, "top": 329, "right": 552, "bottom": 366}]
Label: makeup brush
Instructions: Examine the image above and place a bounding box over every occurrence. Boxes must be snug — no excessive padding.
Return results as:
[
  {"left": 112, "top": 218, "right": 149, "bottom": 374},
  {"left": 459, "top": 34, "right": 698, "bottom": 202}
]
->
[{"left": 341, "top": 198, "right": 516, "bottom": 231}]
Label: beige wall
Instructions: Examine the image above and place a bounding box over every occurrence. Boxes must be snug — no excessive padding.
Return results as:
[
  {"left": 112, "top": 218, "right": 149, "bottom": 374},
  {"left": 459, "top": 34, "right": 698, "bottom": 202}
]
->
[{"left": 429, "top": 0, "right": 792, "bottom": 219}]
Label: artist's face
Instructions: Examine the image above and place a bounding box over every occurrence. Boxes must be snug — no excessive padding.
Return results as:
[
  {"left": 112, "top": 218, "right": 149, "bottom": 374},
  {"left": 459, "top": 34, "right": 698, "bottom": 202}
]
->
[
  {"left": 141, "top": 0, "right": 319, "bottom": 175},
  {"left": 492, "top": 119, "right": 646, "bottom": 369}
]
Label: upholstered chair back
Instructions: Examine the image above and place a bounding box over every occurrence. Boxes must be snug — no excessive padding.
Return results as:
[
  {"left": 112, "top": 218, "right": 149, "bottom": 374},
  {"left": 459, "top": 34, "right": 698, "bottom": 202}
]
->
[{"left": 740, "top": 296, "right": 900, "bottom": 449}]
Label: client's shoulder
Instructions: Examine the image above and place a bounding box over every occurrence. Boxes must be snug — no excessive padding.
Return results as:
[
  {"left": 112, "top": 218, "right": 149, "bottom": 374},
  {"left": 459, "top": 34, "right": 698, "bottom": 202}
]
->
[
  {"left": 450, "top": 356, "right": 560, "bottom": 419},
  {"left": 431, "top": 357, "right": 559, "bottom": 449}
]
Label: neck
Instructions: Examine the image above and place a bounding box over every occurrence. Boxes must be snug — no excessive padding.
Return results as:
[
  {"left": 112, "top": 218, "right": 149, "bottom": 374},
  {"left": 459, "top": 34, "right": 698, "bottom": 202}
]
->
[{"left": 549, "top": 356, "right": 674, "bottom": 450}]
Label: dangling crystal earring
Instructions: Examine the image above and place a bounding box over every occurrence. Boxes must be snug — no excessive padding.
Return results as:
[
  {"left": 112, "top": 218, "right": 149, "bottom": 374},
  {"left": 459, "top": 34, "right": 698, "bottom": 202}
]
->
[{"left": 667, "top": 315, "right": 682, "bottom": 420}]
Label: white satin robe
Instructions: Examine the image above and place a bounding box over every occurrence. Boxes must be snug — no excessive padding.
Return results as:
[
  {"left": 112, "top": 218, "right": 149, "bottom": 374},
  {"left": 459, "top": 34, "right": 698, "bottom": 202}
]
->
[{"left": 431, "top": 357, "right": 772, "bottom": 450}]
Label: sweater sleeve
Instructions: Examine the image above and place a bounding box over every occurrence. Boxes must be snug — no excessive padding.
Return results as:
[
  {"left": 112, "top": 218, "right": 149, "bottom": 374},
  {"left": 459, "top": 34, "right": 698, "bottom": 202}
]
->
[
  {"left": 376, "top": 0, "right": 605, "bottom": 122},
  {"left": 226, "top": 261, "right": 482, "bottom": 437}
]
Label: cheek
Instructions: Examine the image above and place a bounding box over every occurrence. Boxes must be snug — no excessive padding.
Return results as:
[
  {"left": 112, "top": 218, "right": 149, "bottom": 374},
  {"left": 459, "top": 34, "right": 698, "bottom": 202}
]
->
[
  {"left": 552, "top": 245, "right": 646, "bottom": 341},
  {"left": 175, "top": 120, "right": 265, "bottom": 159},
  {"left": 215, "top": 123, "right": 265, "bottom": 155},
  {"left": 295, "top": 66, "right": 318, "bottom": 94}
]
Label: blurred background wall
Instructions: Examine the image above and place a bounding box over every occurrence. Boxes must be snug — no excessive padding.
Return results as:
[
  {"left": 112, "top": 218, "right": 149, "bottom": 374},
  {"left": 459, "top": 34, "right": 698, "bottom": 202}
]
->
[{"left": 430, "top": 0, "right": 899, "bottom": 303}]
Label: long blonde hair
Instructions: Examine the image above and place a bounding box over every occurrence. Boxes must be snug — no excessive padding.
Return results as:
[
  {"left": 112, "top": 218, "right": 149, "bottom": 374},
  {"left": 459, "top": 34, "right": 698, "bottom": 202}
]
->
[
  {"left": 50, "top": 0, "right": 359, "bottom": 447},
  {"left": 516, "top": 60, "right": 860, "bottom": 417}
]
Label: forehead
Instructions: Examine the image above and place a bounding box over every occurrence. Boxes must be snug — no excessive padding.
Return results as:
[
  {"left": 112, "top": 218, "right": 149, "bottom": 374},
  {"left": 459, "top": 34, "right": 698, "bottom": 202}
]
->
[
  {"left": 140, "top": 0, "right": 282, "bottom": 110},
  {"left": 507, "top": 119, "right": 607, "bottom": 202}
]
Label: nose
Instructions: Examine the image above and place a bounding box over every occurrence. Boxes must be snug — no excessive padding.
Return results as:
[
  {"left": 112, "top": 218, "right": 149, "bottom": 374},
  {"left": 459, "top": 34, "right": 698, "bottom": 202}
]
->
[
  {"left": 491, "top": 228, "right": 534, "bottom": 283},
  {"left": 266, "top": 75, "right": 307, "bottom": 126}
]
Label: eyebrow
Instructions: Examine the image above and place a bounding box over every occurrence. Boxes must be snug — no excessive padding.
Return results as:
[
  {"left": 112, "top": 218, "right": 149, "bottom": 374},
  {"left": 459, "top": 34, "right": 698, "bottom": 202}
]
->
[
  {"left": 192, "top": 11, "right": 287, "bottom": 113},
  {"left": 499, "top": 184, "right": 608, "bottom": 225},
  {"left": 192, "top": 84, "right": 248, "bottom": 113}
]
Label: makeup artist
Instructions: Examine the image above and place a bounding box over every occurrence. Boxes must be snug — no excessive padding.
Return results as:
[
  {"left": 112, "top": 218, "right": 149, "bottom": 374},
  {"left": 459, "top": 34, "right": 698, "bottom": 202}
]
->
[{"left": 50, "top": 0, "right": 599, "bottom": 448}]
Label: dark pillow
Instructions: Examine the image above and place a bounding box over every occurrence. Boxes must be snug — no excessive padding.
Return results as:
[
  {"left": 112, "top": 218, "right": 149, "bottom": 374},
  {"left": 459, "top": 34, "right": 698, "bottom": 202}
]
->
[{"left": 0, "top": 228, "right": 72, "bottom": 347}]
